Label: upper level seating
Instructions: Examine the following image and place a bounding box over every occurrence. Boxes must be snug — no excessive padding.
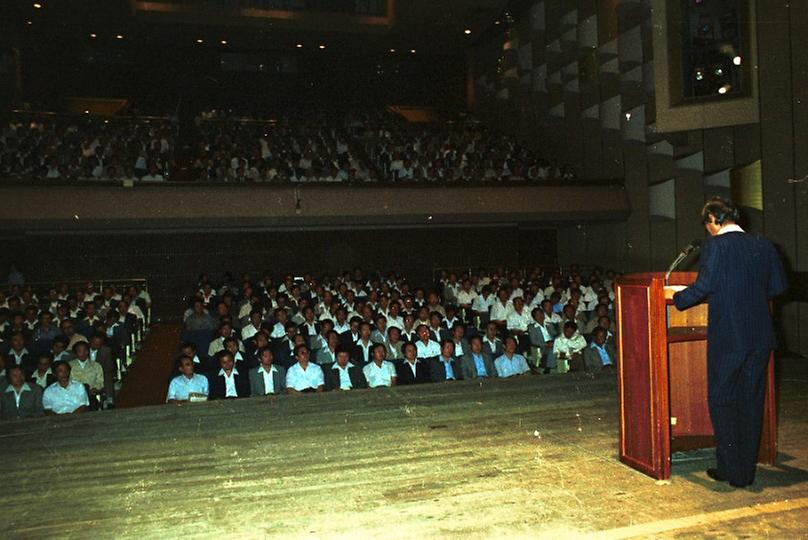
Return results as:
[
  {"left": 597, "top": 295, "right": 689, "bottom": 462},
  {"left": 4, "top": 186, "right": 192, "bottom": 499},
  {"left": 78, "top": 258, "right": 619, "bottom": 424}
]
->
[
  {"left": 2, "top": 109, "right": 578, "bottom": 184},
  {"left": 0, "top": 113, "right": 176, "bottom": 182}
]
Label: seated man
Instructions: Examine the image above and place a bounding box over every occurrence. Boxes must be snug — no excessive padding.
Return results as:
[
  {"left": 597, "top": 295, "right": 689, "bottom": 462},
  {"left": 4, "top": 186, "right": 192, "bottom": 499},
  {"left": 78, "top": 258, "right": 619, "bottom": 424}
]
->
[
  {"left": 506, "top": 297, "right": 532, "bottom": 352},
  {"left": 528, "top": 307, "right": 557, "bottom": 374},
  {"left": 494, "top": 336, "right": 531, "bottom": 378},
  {"left": 88, "top": 333, "right": 115, "bottom": 407},
  {"left": 552, "top": 321, "right": 588, "bottom": 373},
  {"left": 285, "top": 344, "right": 325, "bottom": 394},
  {"left": 69, "top": 341, "right": 104, "bottom": 405},
  {"left": 362, "top": 343, "right": 397, "bottom": 388},
  {"left": 583, "top": 327, "right": 617, "bottom": 371},
  {"left": 429, "top": 340, "right": 461, "bottom": 383},
  {"left": 352, "top": 322, "right": 375, "bottom": 365},
  {"left": 31, "top": 353, "right": 56, "bottom": 388},
  {"left": 1, "top": 364, "right": 44, "bottom": 421},
  {"left": 449, "top": 323, "right": 470, "bottom": 359},
  {"left": 414, "top": 324, "right": 441, "bottom": 360},
  {"left": 7, "top": 333, "right": 32, "bottom": 374},
  {"left": 315, "top": 330, "right": 340, "bottom": 365},
  {"left": 207, "top": 322, "right": 243, "bottom": 359},
  {"left": 208, "top": 351, "right": 251, "bottom": 399},
  {"left": 325, "top": 347, "right": 368, "bottom": 391},
  {"left": 166, "top": 355, "right": 209, "bottom": 403},
  {"left": 42, "top": 361, "right": 90, "bottom": 415},
  {"left": 481, "top": 322, "right": 504, "bottom": 359},
  {"left": 461, "top": 335, "right": 497, "bottom": 379},
  {"left": 385, "top": 326, "right": 404, "bottom": 361},
  {"left": 396, "top": 342, "right": 429, "bottom": 385},
  {"left": 249, "top": 347, "right": 287, "bottom": 396}
]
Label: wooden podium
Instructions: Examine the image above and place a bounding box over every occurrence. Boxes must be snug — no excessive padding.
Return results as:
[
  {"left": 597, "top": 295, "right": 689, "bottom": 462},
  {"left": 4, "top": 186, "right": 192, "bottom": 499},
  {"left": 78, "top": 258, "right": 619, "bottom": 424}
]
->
[{"left": 614, "top": 272, "right": 777, "bottom": 479}]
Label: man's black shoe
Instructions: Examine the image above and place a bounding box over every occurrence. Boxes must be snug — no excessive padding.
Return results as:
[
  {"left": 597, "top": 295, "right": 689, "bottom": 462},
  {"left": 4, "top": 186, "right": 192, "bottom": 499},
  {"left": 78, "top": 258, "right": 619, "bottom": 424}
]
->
[{"left": 706, "top": 468, "right": 728, "bottom": 482}]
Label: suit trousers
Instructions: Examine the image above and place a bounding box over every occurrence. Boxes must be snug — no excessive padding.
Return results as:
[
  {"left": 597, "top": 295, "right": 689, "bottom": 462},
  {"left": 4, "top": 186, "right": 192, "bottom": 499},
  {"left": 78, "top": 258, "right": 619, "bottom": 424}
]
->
[{"left": 707, "top": 348, "right": 770, "bottom": 486}]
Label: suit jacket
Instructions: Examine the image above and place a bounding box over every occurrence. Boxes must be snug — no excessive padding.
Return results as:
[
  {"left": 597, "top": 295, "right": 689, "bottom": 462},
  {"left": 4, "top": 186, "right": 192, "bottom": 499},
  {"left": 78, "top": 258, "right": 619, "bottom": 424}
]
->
[
  {"left": 0, "top": 384, "right": 44, "bottom": 421},
  {"left": 315, "top": 347, "right": 339, "bottom": 366},
  {"left": 272, "top": 339, "right": 296, "bottom": 369},
  {"left": 396, "top": 360, "right": 429, "bottom": 385},
  {"left": 248, "top": 365, "right": 287, "bottom": 396},
  {"left": 323, "top": 364, "right": 368, "bottom": 391},
  {"left": 460, "top": 351, "right": 497, "bottom": 379},
  {"left": 528, "top": 322, "right": 556, "bottom": 348},
  {"left": 208, "top": 371, "right": 251, "bottom": 399},
  {"left": 385, "top": 341, "right": 404, "bottom": 361},
  {"left": 482, "top": 338, "right": 504, "bottom": 359},
  {"left": 674, "top": 232, "right": 787, "bottom": 359},
  {"left": 583, "top": 343, "right": 617, "bottom": 371},
  {"left": 429, "top": 357, "right": 462, "bottom": 383}
]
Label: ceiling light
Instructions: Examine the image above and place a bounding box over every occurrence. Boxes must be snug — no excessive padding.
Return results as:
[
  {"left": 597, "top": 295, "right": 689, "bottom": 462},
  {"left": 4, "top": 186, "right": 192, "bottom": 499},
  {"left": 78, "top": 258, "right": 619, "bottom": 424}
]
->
[
  {"left": 410, "top": 49, "right": 416, "bottom": 54},
  {"left": 464, "top": 29, "right": 472, "bottom": 35},
  {"left": 389, "top": 48, "right": 396, "bottom": 53},
  {"left": 196, "top": 39, "right": 204, "bottom": 44},
  {"left": 220, "top": 40, "right": 227, "bottom": 45},
  {"left": 26, "top": 20, "right": 32, "bottom": 25},
  {"left": 718, "top": 84, "right": 731, "bottom": 94},
  {"left": 733, "top": 56, "right": 742, "bottom": 66},
  {"left": 318, "top": 44, "right": 326, "bottom": 49},
  {"left": 296, "top": 43, "right": 303, "bottom": 48},
  {"left": 33, "top": 3, "right": 42, "bottom": 8},
  {"left": 116, "top": 34, "right": 124, "bottom": 40},
  {"left": 90, "top": 33, "right": 97, "bottom": 38}
]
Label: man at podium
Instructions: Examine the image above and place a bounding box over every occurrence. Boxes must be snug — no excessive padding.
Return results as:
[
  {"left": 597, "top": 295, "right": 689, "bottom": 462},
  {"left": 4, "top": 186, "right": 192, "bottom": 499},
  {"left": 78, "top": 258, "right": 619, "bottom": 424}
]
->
[{"left": 673, "top": 197, "right": 787, "bottom": 488}]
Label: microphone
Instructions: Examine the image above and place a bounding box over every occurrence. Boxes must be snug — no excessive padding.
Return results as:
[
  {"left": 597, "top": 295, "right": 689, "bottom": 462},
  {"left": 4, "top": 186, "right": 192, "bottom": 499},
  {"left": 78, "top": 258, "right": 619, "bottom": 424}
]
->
[{"left": 665, "top": 239, "right": 702, "bottom": 284}]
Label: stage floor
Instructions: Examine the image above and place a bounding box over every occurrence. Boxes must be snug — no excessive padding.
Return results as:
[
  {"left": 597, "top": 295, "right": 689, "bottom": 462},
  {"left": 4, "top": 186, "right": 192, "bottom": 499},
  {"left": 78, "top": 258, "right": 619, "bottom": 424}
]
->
[{"left": 3, "top": 358, "right": 808, "bottom": 538}]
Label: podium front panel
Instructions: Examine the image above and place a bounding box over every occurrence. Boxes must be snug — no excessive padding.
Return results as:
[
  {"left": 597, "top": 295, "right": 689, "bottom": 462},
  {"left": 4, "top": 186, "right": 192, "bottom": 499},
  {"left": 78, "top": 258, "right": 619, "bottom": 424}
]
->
[{"left": 616, "top": 278, "right": 670, "bottom": 479}]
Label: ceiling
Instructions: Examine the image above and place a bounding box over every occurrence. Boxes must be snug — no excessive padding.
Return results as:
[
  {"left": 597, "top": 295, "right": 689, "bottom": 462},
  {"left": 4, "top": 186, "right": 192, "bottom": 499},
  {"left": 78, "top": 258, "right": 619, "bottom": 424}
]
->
[{"left": 11, "top": 0, "right": 512, "bottom": 57}]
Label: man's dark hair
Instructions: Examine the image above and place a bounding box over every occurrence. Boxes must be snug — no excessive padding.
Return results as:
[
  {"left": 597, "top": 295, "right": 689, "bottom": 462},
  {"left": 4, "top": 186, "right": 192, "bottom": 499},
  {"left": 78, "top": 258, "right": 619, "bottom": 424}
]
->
[
  {"left": 702, "top": 196, "right": 741, "bottom": 225},
  {"left": 563, "top": 321, "right": 578, "bottom": 332}
]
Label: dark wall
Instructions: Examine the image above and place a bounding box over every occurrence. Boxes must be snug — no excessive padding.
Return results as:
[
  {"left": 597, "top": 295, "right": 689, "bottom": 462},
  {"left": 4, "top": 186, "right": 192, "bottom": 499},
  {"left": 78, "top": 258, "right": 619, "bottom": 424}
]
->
[
  {"left": 3, "top": 226, "right": 557, "bottom": 319},
  {"left": 468, "top": 0, "right": 808, "bottom": 354}
]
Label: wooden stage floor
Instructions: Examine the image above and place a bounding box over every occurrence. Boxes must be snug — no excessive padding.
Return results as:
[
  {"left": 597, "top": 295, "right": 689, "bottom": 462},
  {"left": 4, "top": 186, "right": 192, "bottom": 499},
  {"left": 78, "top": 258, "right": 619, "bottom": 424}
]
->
[{"left": 3, "top": 358, "right": 808, "bottom": 538}]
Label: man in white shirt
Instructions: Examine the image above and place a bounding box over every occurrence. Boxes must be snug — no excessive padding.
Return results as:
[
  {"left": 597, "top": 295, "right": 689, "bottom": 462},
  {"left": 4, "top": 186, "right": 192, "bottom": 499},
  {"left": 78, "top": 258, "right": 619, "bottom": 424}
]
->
[
  {"left": 42, "top": 361, "right": 90, "bottom": 415},
  {"left": 553, "top": 321, "right": 588, "bottom": 373},
  {"left": 249, "top": 347, "right": 287, "bottom": 396},
  {"left": 209, "top": 351, "right": 250, "bottom": 399},
  {"left": 69, "top": 342, "right": 104, "bottom": 402},
  {"left": 362, "top": 344, "right": 397, "bottom": 388},
  {"left": 325, "top": 348, "right": 368, "bottom": 391},
  {"left": 285, "top": 345, "right": 325, "bottom": 394},
  {"left": 241, "top": 310, "right": 264, "bottom": 342},
  {"left": 414, "top": 325, "right": 441, "bottom": 359},
  {"left": 489, "top": 289, "right": 513, "bottom": 326},
  {"left": 167, "top": 356, "right": 209, "bottom": 403},
  {"left": 506, "top": 297, "right": 533, "bottom": 351}
]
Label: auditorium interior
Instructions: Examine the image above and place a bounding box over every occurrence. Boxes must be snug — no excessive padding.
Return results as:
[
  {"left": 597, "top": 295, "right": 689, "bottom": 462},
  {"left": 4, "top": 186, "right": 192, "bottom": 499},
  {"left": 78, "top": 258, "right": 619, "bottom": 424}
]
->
[{"left": 1, "top": 0, "right": 807, "bottom": 537}]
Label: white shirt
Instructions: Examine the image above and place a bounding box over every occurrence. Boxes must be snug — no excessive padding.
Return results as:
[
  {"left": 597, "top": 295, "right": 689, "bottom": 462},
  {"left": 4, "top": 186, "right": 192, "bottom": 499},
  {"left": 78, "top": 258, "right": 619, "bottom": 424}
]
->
[
  {"left": 355, "top": 339, "right": 373, "bottom": 363},
  {"left": 220, "top": 368, "right": 240, "bottom": 398},
  {"left": 241, "top": 323, "right": 260, "bottom": 341},
  {"left": 32, "top": 369, "right": 53, "bottom": 388},
  {"left": 472, "top": 294, "right": 494, "bottom": 313},
  {"left": 166, "top": 373, "right": 209, "bottom": 401},
  {"left": 415, "top": 339, "right": 441, "bottom": 359},
  {"left": 490, "top": 299, "right": 513, "bottom": 321},
  {"left": 42, "top": 380, "right": 90, "bottom": 414},
  {"left": 332, "top": 362, "right": 355, "bottom": 390},
  {"left": 259, "top": 365, "right": 278, "bottom": 395},
  {"left": 363, "top": 361, "right": 397, "bottom": 388},
  {"left": 386, "top": 315, "right": 404, "bottom": 330},
  {"left": 717, "top": 224, "right": 745, "bottom": 235},
  {"left": 457, "top": 289, "right": 478, "bottom": 306},
  {"left": 285, "top": 362, "right": 325, "bottom": 391},
  {"left": 506, "top": 309, "right": 532, "bottom": 332}
]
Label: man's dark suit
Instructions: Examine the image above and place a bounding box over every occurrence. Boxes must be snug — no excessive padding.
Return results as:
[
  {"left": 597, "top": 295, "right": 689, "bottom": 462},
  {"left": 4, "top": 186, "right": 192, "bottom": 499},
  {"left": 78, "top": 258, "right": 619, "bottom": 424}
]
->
[
  {"left": 429, "top": 357, "right": 462, "bottom": 383},
  {"left": 91, "top": 346, "right": 116, "bottom": 397},
  {"left": 208, "top": 370, "right": 251, "bottom": 399},
  {"left": 0, "top": 384, "right": 44, "bottom": 420},
  {"left": 248, "top": 365, "right": 287, "bottom": 396},
  {"left": 323, "top": 363, "right": 368, "bottom": 391},
  {"left": 272, "top": 338, "right": 296, "bottom": 369},
  {"left": 396, "top": 360, "right": 429, "bottom": 385},
  {"left": 674, "top": 231, "right": 787, "bottom": 487}
]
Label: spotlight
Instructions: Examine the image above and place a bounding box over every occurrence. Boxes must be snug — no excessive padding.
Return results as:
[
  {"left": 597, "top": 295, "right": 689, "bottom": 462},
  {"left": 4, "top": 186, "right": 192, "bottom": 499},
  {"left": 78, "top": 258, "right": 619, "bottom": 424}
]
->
[
  {"left": 389, "top": 48, "right": 396, "bottom": 53},
  {"left": 410, "top": 48, "right": 416, "bottom": 54},
  {"left": 26, "top": 20, "right": 32, "bottom": 25},
  {"left": 196, "top": 39, "right": 204, "bottom": 44},
  {"left": 319, "top": 44, "right": 326, "bottom": 49},
  {"left": 296, "top": 43, "right": 303, "bottom": 48},
  {"left": 714, "top": 67, "right": 723, "bottom": 76},
  {"left": 694, "top": 69, "right": 704, "bottom": 81},
  {"left": 220, "top": 40, "right": 227, "bottom": 45},
  {"left": 464, "top": 29, "right": 472, "bottom": 35},
  {"left": 733, "top": 56, "right": 742, "bottom": 65},
  {"left": 116, "top": 34, "right": 124, "bottom": 40},
  {"left": 718, "top": 84, "right": 732, "bottom": 94},
  {"left": 90, "top": 33, "right": 97, "bottom": 38},
  {"left": 33, "top": 2, "right": 42, "bottom": 8}
]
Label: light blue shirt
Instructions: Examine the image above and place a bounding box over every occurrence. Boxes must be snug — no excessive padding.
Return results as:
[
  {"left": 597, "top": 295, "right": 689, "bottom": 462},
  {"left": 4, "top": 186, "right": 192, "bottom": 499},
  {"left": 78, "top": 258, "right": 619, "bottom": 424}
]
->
[
  {"left": 438, "top": 356, "right": 456, "bottom": 380},
  {"left": 494, "top": 353, "right": 530, "bottom": 378},
  {"left": 590, "top": 342, "right": 612, "bottom": 366},
  {"left": 472, "top": 353, "right": 488, "bottom": 377},
  {"left": 167, "top": 373, "right": 209, "bottom": 401}
]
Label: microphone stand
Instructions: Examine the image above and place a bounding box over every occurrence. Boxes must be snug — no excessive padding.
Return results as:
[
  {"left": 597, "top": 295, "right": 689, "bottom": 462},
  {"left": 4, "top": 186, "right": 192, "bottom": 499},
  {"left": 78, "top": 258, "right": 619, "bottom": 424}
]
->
[{"left": 665, "top": 243, "right": 700, "bottom": 285}]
